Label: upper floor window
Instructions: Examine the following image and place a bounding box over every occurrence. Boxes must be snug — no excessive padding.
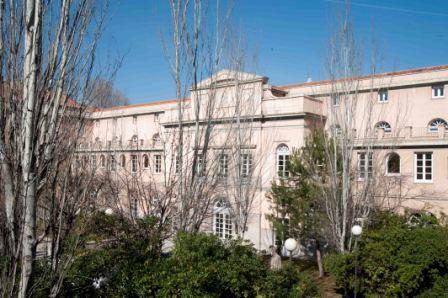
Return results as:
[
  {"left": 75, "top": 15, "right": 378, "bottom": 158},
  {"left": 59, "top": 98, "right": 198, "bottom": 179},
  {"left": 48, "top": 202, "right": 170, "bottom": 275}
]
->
[
  {"left": 143, "top": 154, "right": 150, "bottom": 168},
  {"left": 196, "top": 154, "right": 206, "bottom": 177},
  {"left": 378, "top": 89, "right": 388, "bottom": 103},
  {"left": 331, "top": 124, "right": 342, "bottom": 137},
  {"left": 218, "top": 154, "right": 229, "bottom": 177},
  {"left": 276, "top": 144, "right": 290, "bottom": 177},
  {"left": 120, "top": 155, "right": 126, "bottom": 167},
  {"left": 131, "top": 155, "right": 138, "bottom": 173},
  {"left": 358, "top": 152, "right": 372, "bottom": 180},
  {"left": 175, "top": 155, "right": 180, "bottom": 174},
  {"left": 428, "top": 118, "right": 448, "bottom": 132},
  {"left": 432, "top": 85, "right": 444, "bottom": 98},
  {"left": 109, "top": 155, "right": 117, "bottom": 171},
  {"left": 154, "top": 113, "right": 160, "bottom": 122},
  {"left": 386, "top": 152, "right": 400, "bottom": 175},
  {"left": 90, "top": 155, "right": 97, "bottom": 168},
  {"left": 331, "top": 94, "right": 340, "bottom": 106},
  {"left": 214, "top": 199, "right": 233, "bottom": 240},
  {"left": 241, "top": 153, "right": 253, "bottom": 178},
  {"left": 375, "top": 121, "right": 392, "bottom": 133},
  {"left": 415, "top": 152, "right": 432, "bottom": 182},
  {"left": 131, "top": 135, "right": 138, "bottom": 146},
  {"left": 152, "top": 133, "right": 161, "bottom": 146},
  {"left": 100, "top": 155, "right": 106, "bottom": 168},
  {"left": 154, "top": 154, "right": 162, "bottom": 173}
]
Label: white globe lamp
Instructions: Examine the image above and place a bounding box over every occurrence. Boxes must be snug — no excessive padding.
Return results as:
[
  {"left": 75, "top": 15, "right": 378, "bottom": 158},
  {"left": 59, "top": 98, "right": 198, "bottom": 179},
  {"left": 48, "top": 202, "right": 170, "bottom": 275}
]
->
[
  {"left": 351, "top": 224, "right": 362, "bottom": 236},
  {"left": 104, "top": 208, "right": 114, "bottom": 216},
  {"left": 284, "top": 238, "right": 298, "bottom": 252}
]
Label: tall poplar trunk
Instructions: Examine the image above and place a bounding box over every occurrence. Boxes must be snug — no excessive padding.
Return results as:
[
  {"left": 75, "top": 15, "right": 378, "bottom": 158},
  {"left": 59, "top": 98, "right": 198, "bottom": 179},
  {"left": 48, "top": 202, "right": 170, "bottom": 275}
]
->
[{"left": 18, "top": 0, "right": 41, "bottom": 296}]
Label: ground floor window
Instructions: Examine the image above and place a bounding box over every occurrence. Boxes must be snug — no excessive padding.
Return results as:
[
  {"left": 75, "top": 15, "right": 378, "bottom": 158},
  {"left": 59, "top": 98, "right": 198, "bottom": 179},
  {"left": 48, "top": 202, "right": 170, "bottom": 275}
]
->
[
  {"left": 415, "top": 152, "right": 432, "bottom": 182},
  {"left": 214, "top": 199, "right": 232, "bottom": 239}
]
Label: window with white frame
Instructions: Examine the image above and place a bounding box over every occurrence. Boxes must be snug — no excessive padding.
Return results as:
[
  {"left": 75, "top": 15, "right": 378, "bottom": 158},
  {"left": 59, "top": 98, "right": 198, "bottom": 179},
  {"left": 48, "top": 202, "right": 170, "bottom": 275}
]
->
[
  {"left": 120, "top": 155, "right": 126, "bottom": 167},
  {"left": 358, "top": 152, "right": 373, "bottom": 179},
  {"left": 100, "top": 155, "right": 106, "bottom": 168},
  {"left": 131, "top": 155, "right": 138, "bottom": 173},
  {"left": 378, "top": 89, "right": 388, "bottom": 102},
  {"left": 415, "top": 152, "right": 432, "bottom": 182},
  {"left": 131, "top": 135, "right": 138, "bottom": 147},
  {"left": 143, "top": 154, "right": 150, "bottom": 168},
  {"left": 154, "top": 154, "right": 162, "bottom": 173},
  {"left": 152, "top": 133, "right": 161, "bottom": 146},
  {"left": 432, "top": 85, "right": 444, "bottom": 98},
  {"left": 90, "top": 155, "right": 97, "bottom": 168},
  {"left": 110, "top": 155, "right": 117, "bottom": 171},
  {"left": 276, "top": 144, "right": 290, "bottom": 177},
  {"left": 218, "top": 153, "right": 228, "bottom": 177},
  {"left": 375, "top": 121, "right": 392, "bottom": 133},
  {"left": 428, "top": 118, "right": 448, "bottom": 132},
  {"left": 240, "top": 153, "right": 252, "bottom": 178},
  {"left": 332, "top": 94, "right": 340, "bottom": 106},
  {"left": 175, "top": 155, "right": 180, "bottom": 174},
  {"left": 386, "top": 152, "right": 400, "bottom": 175},
  {"left": 196, "top": 154, "right": 207, "bottom": 176},
  {"left": 214, "top": 199, "right": 232, "bottom": 239}
]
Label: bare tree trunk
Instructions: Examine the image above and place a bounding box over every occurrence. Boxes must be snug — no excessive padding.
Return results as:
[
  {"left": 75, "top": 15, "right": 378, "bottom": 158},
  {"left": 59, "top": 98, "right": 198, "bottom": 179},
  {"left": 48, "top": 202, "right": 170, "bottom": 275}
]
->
[{"left": 315, "top": 239, "right": 324, "bottom": 278}]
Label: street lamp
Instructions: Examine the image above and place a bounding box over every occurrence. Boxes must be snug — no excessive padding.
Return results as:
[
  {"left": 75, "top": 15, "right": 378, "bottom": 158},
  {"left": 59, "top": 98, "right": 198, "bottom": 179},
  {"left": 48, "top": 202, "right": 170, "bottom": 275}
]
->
[
  {"left": 284, "top": 238, "right": 298, "bottom": 270},
  {"left": 351, "top": 224, "right": 362, "bottom": 298},
  {"left": 104, "top": 208, "right": 114, "bottom": 215}
]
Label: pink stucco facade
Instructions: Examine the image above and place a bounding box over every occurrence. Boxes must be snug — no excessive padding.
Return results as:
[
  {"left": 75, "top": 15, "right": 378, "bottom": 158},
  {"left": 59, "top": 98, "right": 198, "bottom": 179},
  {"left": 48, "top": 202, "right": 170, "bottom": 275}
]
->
[{"left": 78, "top": 65, "right": 448, "bottom": 250}]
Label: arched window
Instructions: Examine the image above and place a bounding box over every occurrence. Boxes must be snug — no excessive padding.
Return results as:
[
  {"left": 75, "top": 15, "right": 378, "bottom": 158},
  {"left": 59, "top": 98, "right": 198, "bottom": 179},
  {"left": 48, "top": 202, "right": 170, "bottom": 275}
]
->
[
  {"left": 143, "top": 154, "right": 149, "bottom": 168},
  {"left": 152, "top": 133, "right": 161, "bottom": 145},
  {"left": 276, "top": 144, "right": 290, "bottom": 177},
  {"left": 428, "top": 118, "right": 448, "bottom": 132},
  {"left": 100, "top": 155, "right": 106, "bottom": 168},
  {"left": 386, "top": 152, "right": 400, "bottom": 175},
  {"left": 214, "top": 199, "right": 232, "bottom": 239},
  {"left": 120, "top": 155, "right": 126, "bottom": 167},
  {"left": 131, "top": 135, "right": 138, "bottom": 146},
  {"left": 375, "top": 121, "right": 391, "bottom": 133}
]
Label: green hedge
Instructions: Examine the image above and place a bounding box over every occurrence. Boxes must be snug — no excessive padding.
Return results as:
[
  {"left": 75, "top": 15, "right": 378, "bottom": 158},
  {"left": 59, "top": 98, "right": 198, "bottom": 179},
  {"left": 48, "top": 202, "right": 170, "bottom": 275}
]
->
[{"left": 324, "top": 212, "right": 448, "bottom": 297}]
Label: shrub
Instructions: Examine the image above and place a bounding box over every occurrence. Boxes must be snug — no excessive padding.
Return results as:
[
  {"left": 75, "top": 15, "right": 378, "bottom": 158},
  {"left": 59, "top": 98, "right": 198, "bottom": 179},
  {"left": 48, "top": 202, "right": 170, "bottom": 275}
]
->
[{"left": 324, "top": 212, "right": 448, "bottom": 297}]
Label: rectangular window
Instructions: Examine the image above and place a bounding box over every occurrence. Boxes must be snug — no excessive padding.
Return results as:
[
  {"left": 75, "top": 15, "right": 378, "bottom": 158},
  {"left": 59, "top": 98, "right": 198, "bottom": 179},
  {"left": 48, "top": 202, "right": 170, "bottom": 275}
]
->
[
  {"left": 219, "top": 154, "right": 228, "bottom": 177},
  {"left": 378, "top": 89, "right": 388, "bottom": 102},
  {"left": 415, "top": 152, "right": 432, "bottom": 182},
  {"left": 332, "top": 94, "right": 340, "bottom": 106},
  {"left": 215, "top": 213, "right": 232, "bottom": 239},
  {"left": 358, "top": 152, "right": 373, "bottom": 179},
  {"left": 432, "top": 85, "right": 444, "bottom": 98},
  {"left": 110, "top": 155, "right": 117, "bottom": 171},
  {"left": 241, "top": 153, "right": 253, "bottom": 178},
  {"left": 196, "top": 154, "right": 206, "bottom": 176},
  {"left": 90, "top": 155, "right": 97, "bottom": 168},
  {"left": 277, "top": 154, "right": 290, "bottom": 177},
  {"left": 175, "top": 155, "right": 180, "bottom": 174},
  {"left": 131, "top": 155, "right": 138, "bottom": 173},
  {"left": 154, "top": 154, "right": 162, "bottom": 173}
]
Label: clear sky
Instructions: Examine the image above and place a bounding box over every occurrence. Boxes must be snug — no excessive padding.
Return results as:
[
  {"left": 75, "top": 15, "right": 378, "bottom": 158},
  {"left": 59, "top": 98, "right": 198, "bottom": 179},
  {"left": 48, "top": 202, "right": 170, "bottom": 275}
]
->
[{"left": 98, "top": 0, "right": 448, "bottom": 104}]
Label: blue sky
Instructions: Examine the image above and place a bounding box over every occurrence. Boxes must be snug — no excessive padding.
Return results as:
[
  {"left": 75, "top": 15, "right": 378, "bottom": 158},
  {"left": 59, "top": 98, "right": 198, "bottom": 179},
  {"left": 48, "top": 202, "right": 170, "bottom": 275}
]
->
[{"left": 98, "top": 0, "right": 448, "bottom": 104}]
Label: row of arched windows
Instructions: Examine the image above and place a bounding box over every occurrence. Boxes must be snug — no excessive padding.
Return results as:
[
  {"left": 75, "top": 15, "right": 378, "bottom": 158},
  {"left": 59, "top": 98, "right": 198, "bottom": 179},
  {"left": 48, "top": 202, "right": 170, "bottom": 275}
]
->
[
  {"left": 374, "top": 118, "right": 448, "bottom": 133},
  {"left": 77, "top": 153, "right": 162, "bottom": 173}
]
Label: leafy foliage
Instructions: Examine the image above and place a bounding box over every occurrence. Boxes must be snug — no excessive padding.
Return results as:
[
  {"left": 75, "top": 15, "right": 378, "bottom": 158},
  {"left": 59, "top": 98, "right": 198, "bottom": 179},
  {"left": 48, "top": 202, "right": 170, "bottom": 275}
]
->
[
  {"left": 324, "top": 211, "right": 448, "bottom": 297},
  {"left": 36, "top": 213, "right": 318, "bottom": 297}
]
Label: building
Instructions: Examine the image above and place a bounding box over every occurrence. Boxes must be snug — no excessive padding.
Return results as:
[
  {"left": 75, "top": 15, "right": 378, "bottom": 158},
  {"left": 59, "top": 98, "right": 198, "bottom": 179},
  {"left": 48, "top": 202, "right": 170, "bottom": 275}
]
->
[{"left": 78, "top": 65, "right": 448, "bottom": 251}]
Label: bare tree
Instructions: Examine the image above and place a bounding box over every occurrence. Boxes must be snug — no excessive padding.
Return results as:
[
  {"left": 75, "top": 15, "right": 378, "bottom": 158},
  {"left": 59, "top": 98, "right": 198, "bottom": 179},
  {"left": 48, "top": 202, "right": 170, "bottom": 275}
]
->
[
  {"left": 0, "top": 0, "right": 112, "bottom": 296},
  {"left": 90, "top": 78, "right": 129, "bottom": 108}
]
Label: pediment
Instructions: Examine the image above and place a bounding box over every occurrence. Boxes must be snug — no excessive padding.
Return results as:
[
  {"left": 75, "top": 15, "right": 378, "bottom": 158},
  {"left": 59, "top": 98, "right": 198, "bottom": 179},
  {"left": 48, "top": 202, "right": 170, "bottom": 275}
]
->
[{"left": 195, "top": 69, "right": 267, "bottom": 89}]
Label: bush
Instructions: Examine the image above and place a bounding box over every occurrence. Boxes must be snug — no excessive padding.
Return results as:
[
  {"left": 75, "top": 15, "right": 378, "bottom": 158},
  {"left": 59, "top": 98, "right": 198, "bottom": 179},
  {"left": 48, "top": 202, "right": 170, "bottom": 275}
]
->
[
  {"left": 59, "top": 230, "right": 317, "bottom": 297},
  {"left": 324, "top": 212, "right": 448, "bottom": 297}
]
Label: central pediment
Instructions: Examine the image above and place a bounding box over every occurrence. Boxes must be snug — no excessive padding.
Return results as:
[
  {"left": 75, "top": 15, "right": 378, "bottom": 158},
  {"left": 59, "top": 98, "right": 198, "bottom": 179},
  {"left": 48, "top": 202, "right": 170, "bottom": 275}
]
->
[{"left": 194, "top": 69, "right": 267, "bottom": 89}]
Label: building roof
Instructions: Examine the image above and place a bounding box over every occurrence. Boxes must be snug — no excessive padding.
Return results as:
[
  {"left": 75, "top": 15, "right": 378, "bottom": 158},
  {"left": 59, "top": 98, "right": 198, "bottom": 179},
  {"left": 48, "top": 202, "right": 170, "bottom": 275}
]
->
[
  {"left": 95, "top": 98, "right": 190, "bottom": 112},
  {"left": 276, "top": 64, "right": 448, "bottom": 90}
]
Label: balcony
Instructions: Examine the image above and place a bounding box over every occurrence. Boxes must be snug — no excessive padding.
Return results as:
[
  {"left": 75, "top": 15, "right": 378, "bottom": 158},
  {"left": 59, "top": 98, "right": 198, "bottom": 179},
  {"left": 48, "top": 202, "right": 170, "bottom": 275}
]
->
[{"left": 76, "top": 138, "right": 163, "bottom": 152}]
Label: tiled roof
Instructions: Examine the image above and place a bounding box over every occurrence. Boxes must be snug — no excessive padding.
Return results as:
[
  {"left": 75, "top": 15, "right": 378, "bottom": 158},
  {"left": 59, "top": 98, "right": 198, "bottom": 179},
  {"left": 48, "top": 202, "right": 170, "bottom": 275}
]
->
[{"left": 95, "top": 98, "right": 190, "bottom": 112}]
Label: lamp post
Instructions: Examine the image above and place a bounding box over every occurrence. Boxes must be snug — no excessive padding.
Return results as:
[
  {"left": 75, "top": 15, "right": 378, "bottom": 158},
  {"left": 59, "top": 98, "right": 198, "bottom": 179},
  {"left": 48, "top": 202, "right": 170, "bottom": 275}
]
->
[
  {"left": 351, "top": 225, "right": 362, "bottom": 298},
  {"left": 284, "top": 238, "right": 298, "bottom": 270}
]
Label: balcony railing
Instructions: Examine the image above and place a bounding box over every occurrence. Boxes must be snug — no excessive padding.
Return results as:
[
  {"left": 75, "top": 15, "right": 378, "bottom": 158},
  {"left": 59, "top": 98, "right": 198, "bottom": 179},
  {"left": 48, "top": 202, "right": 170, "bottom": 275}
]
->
[{"left": 77, "top": 138, "right": 163, "bottom": 151}]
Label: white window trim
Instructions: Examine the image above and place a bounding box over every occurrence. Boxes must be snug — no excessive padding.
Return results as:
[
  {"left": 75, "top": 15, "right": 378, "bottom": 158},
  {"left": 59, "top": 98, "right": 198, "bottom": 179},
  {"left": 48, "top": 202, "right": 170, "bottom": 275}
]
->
[
  {"left": 131, "top": 155, "right": 138, "bottom": 174},
  {"left": 378, "top": 90, "right": 388, "bottom": 103},
  {"left": 414, "top": 152, "right": 433, "bottom": 184},
  {"left": 213, "top": 201, "right": 233, "bottom": 240},
  {"left": 432, "top": 85, "right": 445, "bottom": 99},
  {"left": 276, "top": 144, "right": 290, "bottom": 178},
  {"left": 357, "top": 152, "right": 373, "bottom": 181},
  {"left": 154, "top": 154, "right": 162, "bottom": 174},
  {"left": 385, "top": 153, "right": 401, "bottom": 176}
]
